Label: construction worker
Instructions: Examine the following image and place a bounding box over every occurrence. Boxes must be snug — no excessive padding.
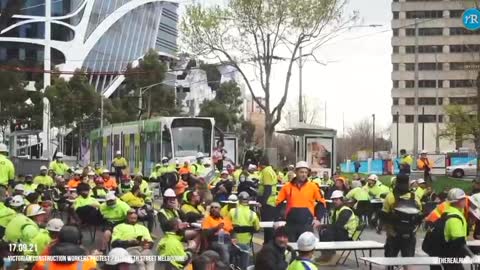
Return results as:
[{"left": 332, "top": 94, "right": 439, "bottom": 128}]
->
[
  {"left": 309, "top": 170, "right": 321, "bottom": 186},
  {"left": 111, "top": 209, "right": 155, "bottom": 270},
  {"left": 157, "top": 218, "right": 195, "bottom": 270},
  {"left": 379, "top": 174, "right": 423, "bottom": 258},
  {"left": 67, "top": 170, "right": 83, "bottom": 189},
  {"left": 73, "top": 183, "right": 102, "bottom": 225},
  {"left": 345, "top": 180, "right": 370, "bottom": 208},
  {"left": 178, "top": 161, "right": 191, "bottom": 176},
  {"left": 49, "top": 152, "right": 70, "bottom": 176},
  {"left": 425, "top": 192, "right": 471, "bottom": 227},
  {"left": 86, "top": 171, "right": 96, "bottom": 188},
  {"left": 30, "top": 217, "right": 64, "bottom": 256},
  {"left": 191, "top": 152, "right": 207, "bottom": 176},
  {"left": 104, "top": 248, "right": 135, "bottom": 270},
  {"left": 0, "top": 143, "right": 14, "bottom": 189},
  {"left": 212, "top": 170, "right": 234, "bottom": 202},
  {"left": 247, "top": 164, "right": 260, "bottom": 180},
  {"left": 287, "top": 231, "right": 318, "bottom": 270},
  {"left": 119, "top": 175, "right": 134, "bottom": 194},
  {"left": 417, "top": 150, "right": 433, "bottom": 183},
  {"left": 229, "top": 191, "right": 260, "bottom": 269},
  {"left": 40, "top": 218, "right": 64, "bottom": 256},
  {"left": 254, "top": 225, "right": 290, "bottom": 270},
  {"left": 34, "top": 166, "right": 54, "bottom": 187},
  {"left": 100, "top": 193, "right": 131, "bottom": 254},
  {"left": 24, "top": 174, "right": 38, "bottom": 194},
  {"left": 3, "top": 204, "right": 46, "bottom": 249},
  {"left": 363, "top": 174, "right": 390, "bottom": 199},
  {"left": 233, "top": 165, "right": 243, "bottom": 182},
  {"left": 8, "top": 194, "right": 26, "bottom": 212},
  {"left": 158, "top": 189, "right": 185, "bottom": 231},
  {"left": 258, "top": 157, "right": 279, "bottom": 243},
  {"left": 181, "top": 190, "right": 206, "bottom": 223},
  {"left": 321, "top": 171, "right": 335, "bottom": 187},
  {"left": 202, "top": 201, "right": 234, "bottom": 265},
  {"left": 92, "top": 177, "right": 108, "bottom": 199},
  {"left": 0, "top": 189, "right": 16, "bottom": 238},
  {"left": 220, "top": 194, "right": 238, "bottom": 218},
  {"left": 101, "top": 169, "right": 118, "bottom": 191},
  {"left": 112, "top": 150, "right": 128, "bottom": 181},
  {"left": 133, "top": 173, "right": 153, "bottom": 203},
  {"left": 398, "top": 149, "right": 413, "bottom": 175},
  {"left": 149, "top": 163, "right": 162, "bottom": 181},
  {"left": 276, "top": 161, "right": 326, "bottom": 242}
]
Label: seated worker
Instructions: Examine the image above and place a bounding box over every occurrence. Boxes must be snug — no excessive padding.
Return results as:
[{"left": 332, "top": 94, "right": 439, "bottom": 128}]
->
[
  {"left": 86, "top": 171, "right": 96, "bottom": 188},
  {"left": 237, "top": 174, "right": 258, "bottom": 198},
  {"left": 345, "top": 180, "right": 370, "bottom": 209},
  {"left": 246, "top": 164, "right": 260, "bottom": 181},
  {"left": 120, "top": 175, "right": 134, "bottom": 195},
  {"left": 321, "top": 171, "right": 335, "bottom": 187},
  {"left": 327, "top": 177, "right": 350, "bottom": 199},
  {"left": 3, "top": 204, "right": 46, "bottom": 251},
  {"left": 101, "top": 169, "right": 118, "bottom": 191},
  {"left": 309, "top": 170, "right": 322, "bottom": 187},
  {"left": 34, "top": 166, "right": 54, "bottom": 187},
  {"left": 73, "top": 183, "right": 103, "bottom": 226},
  {"left": 149, "top": 163, "right": 162, "bottom": 182},
  {"left": 157, "top": 218, "right": 195, "bottom": 270},
  {"left": 202, "top": 202, "right": 234, "bottom": 265},
  {"left": 0, "top": 190, "right": 18, "bottom": 238},
  {"left": 33, "top": 225, "right": 97, "bottom": 270},
  {"left": 111, "top": 209, "right": 155, "bottom": 270},
  {"left": 24, "top": 175, "right": 38, "bottom": 194},
  {"left": 99, "top": 193, "right": 131, "bottom": 254},
  {"left": 176, "top": 172, "right": 190, "bottom": 199},
  {"left": 40, "top": 218, "right": 64, "bottom": 256},
  {"left": 318, "top": 190, "right": 359, "bottom": 261},
  {"left": 181, "top": 190, "right": 206, "bottom": 223},
  {"left": 287, "top": 232, "right": 318, "bottom": 270},
  {"left": 92, "top": 177, "right": 108, "bottom": 199},
  {"left": 212, "top": 170, "right": 234, "bottom": 202},
  {"left": 255, "top": 225, "right": 291, "bottom": 270},
  {"left": 363, "top": 174, "right": 390, "bottom": 199},
  {"left": 120, "top": 184, "right": 154, "bottom": 231},
  {"left": 67, "top": 170, "right": 83, "bottom": 189},
  {"left": 30, "top": 218, "right": 63, "bottom": 256},
  {"left": 133, "top": 173, "right": 152, "bottom": 203},
  {"left": 220, "top": 194, "right": 238, "bottom": 218},
  {"left": 415, "top": 178, "right": 427, "bottom": 201},
  {"left": 229, "top": 192, "right": 260, "bottom": 270}
]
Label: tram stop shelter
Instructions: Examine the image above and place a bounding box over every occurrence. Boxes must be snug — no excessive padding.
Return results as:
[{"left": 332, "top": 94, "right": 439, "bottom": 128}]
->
[{"left": 277, "top": 123, "right": 337, "bottom": 177}]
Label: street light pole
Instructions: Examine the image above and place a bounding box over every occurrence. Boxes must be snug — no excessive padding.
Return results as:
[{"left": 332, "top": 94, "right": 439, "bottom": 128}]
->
[
  {"left": 372, "top": 113, "right": 376, "bottom": 160},
  {"left": 299, "top": 46, "right": 304, "bottom": 123}
]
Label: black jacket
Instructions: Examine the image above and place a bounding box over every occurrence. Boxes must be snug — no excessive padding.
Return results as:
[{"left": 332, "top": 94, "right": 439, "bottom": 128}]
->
[{"left": 254, "top": 242, "right": 289, "bottom": 270}]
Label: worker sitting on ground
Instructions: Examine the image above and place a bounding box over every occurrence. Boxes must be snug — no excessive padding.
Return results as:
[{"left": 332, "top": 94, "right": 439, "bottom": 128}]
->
[
  {"left": 73, "top": 183, "right": 103, "bottom": 226},
  {"left": 111, "top": 209, "right": 155, "bottom": 270},
  {"left": 181, "top": 190, "right": 206, "bottom": 223},
  {"left": 92, "top": 177, "right": 108, "bottom": 200},
  {"left": 120, "top": 184, "right": 154, "bottom": 231},
  {"left": 67, "top": 170, "right": 83, "bottom": 189},
  {"left": 133, "top": 173, "right": 153, "bottom": 203},
  {"left": 157, "top": 218, "right": 195, "bottom": 270},
  {"left": 101, "top": 169, "right": 118, "bottom": 192},
  {"left": 100, "top": 193, "right": 131, "bottom": 254},
  {"left": 34, "top": 166, "right": 54, "bottom": 187},
  {"left": 202, "top": 202, "right": 234, "bottom": 265},
  {"left": 211, "top": 170, "right": 234, "bottom": 202}
]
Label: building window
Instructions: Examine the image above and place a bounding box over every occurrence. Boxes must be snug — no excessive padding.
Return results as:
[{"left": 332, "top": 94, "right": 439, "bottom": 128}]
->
[
  {"left": 419, "top": 80, "right": 437, "bottom": 88},
  {"left": 419, "top": 28, "right": 443, "bottom": 36},
  {"left": 393, "top": 80, "right": 399, "bottom": 88},
  {"left": 450, "top": 27, "right": 480, "bottom": 36},
  {"left": 419, "top": 63, "right": 442, "bottom": 70},
  {"left": 406, "top": 10, "right": 443, "bottom": 19},
  {"left": 405, "top": 98, "right": 415, "bottom": 105},
  {"left": 419, "top": 98, "right": 437, "bottom": 105},
  {"left": 439, "top": 115, "right": 444, "bottom": 123},
  {"left": 393, "top": 114, "right": 399, "bottom": 122},
  {"left": 405, "top": 80, "right": 415, "bottom": 88},
  {"left": 450, "top": 10, "right": 464, "bottom": 18},
  {"left": 419, "top": 115, "right": 437, "bottom": 123},
  {"left": 393, "top": 46, "right": 399, "bottom": 53},
  {"left": 450, "top": 80, "right": 473, "bottom": 88},
  {"left": 438, "top": 98, "right": 443, "bottom": 105},
  {"left": 437, "top": 80, "right": 443, "bottom": 88},
  {"left": 406, "top": 45, "right": 442, "bottom": 54},
  {"left": 405, "top": 63, "right": 415, "bottom": 71},
  {"left": 450, "top": 62, "right": 480, "bottom": 70},
  {"left": 405, "top": 115, "right": 414, "bottom": 123},
  {"left": 393, "top": 29, "right": 399, "bottom": 36},
  {"left": 406, "top": 29, "right": 415, "bottom": 36},
  {"left": 393, "top": 63, "right": 399, "bottom": 71},
  {"left": 406, "top": 46, "right": 415, "bottom": 54},
  {"left": 450, "top": 45, "right": 480, "bottom": 53},
  {"left": 393, "top": 98, "right": 399, "bottom": 105},
  {"left": 393, "top": 12, "right": 399, "bottom": 19},
  {"left": 450, "top": 97, "right": 475, "bottom": 105}
]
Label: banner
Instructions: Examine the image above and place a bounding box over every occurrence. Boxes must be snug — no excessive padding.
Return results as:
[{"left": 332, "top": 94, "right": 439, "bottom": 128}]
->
[{"left": 305, "top": 137, "right": 333, "bottom": 176}]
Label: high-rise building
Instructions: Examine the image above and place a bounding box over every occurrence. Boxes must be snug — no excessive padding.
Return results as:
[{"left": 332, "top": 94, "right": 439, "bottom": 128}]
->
[{"left": 391, "top": 0, "right": 478, "bottom": 154}]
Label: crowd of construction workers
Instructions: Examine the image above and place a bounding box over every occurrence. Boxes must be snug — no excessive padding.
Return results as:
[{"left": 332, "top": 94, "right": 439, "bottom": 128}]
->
[{"left": 0, "top": 142, "right": 479, "bottom": 270}]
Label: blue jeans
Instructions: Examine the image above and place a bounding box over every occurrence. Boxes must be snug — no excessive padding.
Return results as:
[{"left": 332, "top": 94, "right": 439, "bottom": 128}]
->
[{"left": 236, "top": 243, "right": 251, "bottom": 270}]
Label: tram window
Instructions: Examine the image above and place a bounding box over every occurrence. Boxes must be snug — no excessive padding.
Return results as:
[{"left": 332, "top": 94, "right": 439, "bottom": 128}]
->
[
  {"left": 130, "top": 134, "right": 135, "bottom": 172},
  {"left": 113, "top": 135, "right": 120, "bottom": 153},
  {"left": 171, "top": 126, "right": 212, "bottom": 157},
  {"left": 162, "top": 125, "right": 172, "bottom": 159}
]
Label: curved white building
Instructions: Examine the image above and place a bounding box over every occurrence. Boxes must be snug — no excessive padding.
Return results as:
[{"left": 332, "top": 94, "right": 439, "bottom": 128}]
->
[{"left": 0, "top": 0, "right": 178, "bottom": 95}]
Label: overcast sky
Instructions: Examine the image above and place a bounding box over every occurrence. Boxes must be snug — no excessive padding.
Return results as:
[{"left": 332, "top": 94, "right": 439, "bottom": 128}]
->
[{"left": 184, "top": 0, "right": 393, "bottom": 135}]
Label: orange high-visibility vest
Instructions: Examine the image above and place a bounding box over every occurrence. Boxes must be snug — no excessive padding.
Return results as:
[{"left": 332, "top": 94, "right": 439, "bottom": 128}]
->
[{"left": 425, "top": 198, "right": 470, "bottom": 223}]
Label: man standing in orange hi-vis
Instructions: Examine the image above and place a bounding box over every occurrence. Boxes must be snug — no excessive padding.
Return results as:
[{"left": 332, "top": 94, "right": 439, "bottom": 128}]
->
[
  {"left": 425, "top": 195, "right": 471, "bottom": 230},
  {"left": 417, "top": 150, "right": 433, "bottom": 183},
  {"left": 276, "top": 161, "right": 326, "bottom": 242}
]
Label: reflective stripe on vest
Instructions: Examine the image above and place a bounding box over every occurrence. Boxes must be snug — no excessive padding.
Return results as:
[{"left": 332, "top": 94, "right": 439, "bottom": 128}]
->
[
  {"left": 159, "top": 209, "right": 179, "bottom": 220},
  {"left": 334, "top": 206, "right": 359, "bottom": 238}
]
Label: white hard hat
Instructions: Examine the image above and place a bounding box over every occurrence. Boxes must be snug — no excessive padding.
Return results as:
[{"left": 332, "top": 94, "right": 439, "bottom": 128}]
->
[
  {"left": 87, "top": 171, "right": 95, "bottom": 176},
  {"left": 56, "top": 152, "right": 64, "bottom": 158},
  {"left": 330, "top": 190, "right": 344, "bottom": 199},
  {"left": 10, "top": 195, "right": 25, "bottom": 207},
  {"left": 196, "top": 152, "right": 204, "bottom": 159},
  {"left": 417, "top": 178, "right": 426, "bottom": 184},
  {"left": 228, "top": 194, "right": 238, "bottom": 201},
  {"left": 221, "top": 170, "right": 229, "bottom": 175},
  {"left": 40, "top": 166, "right": 48, "bottom": 171},
  {"left": 447, "top": 188, "right": 466, "bottom": 202},
  {"left": 102, "top": 169, "right": 110, "bottom": 174},
  {"left": 297, "top": 231, "right": 318, "bottom": 251},
  {"left": 421, "top": 150, "right": 428, "bottom": 154},
  {"left": 46, "top": 218, "right": 64, "bottom": 232},
  {"left": 351, "top": 181, "right": 362, "bottom": 189},
  {"left": 0, "top": 143, "right": 7, "bottom": 153},
  {"left": 288, "top": 164, "right": 294, "bottom": 169},
  {"left": 163, "top": 188, "right": 176, "bottom": 198},
  {"left": 25, "top": 204, "right": 46, "bottom": 217},
  {"left": 106, "top": 192, "right": 116, "bottom": 201},
  {"left": 116, "top": 150, "right": 121, "bottom": 155},
  {"left": 248, "top": 164, "right": 256, "bottom": 170},
  {"left": 14, "top": 184, "right": 24, "bottom": 191},
  {"left": 162, "top": 157, "right": 169, "bottom": 162},
  {"left": 238, "top": 191, "right": 250, "bottom": 201},
  {"left": 295, "top": 161, "right": 309, "bottom": 170},
  {"left": 368, "top": 174, "right": 378, "bottom": 181},
  {"left": 409, "top": 179, "right": 417, "bottom": 186},
  {"left": 106, "top": 248, "right": 135, "bottom": 265},
  {"left": 74, "top": 169, "right": 82, "bottom": 175}
]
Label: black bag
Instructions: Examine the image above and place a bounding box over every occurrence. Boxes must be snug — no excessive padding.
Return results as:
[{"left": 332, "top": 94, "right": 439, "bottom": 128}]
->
[
  {"left": 160, "top": 172, "right": 178, "bottom": 193},
  {"left": 422, "top": 213, "right": 463, "bottom": 256},
  {"left": 392, "top": 192, "right": 421, "bottom": 236}
]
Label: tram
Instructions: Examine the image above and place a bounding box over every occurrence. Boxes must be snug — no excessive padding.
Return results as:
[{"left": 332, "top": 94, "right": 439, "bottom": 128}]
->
[{"left": 89, "top": 117, "right": 215, "bottom": 175}]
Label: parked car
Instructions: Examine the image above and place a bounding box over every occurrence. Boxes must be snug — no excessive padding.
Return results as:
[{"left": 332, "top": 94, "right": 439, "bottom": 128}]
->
[{"left": 446, "top": 160, "right": 476, "bottom": 178}]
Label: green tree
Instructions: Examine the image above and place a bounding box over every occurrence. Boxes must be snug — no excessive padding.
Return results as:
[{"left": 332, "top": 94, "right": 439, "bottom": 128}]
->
[
  {"left": 45, "top": 71, "right": 100, "bottom": 128},
  {"left": 199, "top": 81, "right": 243, "bottom": 131},
  {"left": 240, "top": 120, "right": 256, "bottom": 145},
  {"left": 182, "top": 0, "right": 354, "bottom": 147}
]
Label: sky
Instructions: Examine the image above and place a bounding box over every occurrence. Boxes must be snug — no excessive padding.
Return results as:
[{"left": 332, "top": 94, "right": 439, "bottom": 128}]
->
[{"left": 184, "top": 0, "right": 394, "bottom": 135}]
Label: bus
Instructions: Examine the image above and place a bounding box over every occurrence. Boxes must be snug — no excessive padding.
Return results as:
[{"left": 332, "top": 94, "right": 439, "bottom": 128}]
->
[{"left": 89, "top": 117, "right": 215, "bottom": 175}]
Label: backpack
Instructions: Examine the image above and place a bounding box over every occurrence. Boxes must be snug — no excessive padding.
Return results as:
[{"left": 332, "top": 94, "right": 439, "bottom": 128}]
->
[
  {"left": 422, "top": 213, "right": 463, "bottom": 256},
  {"left": 392, "top": 192, "right": 420, "bottom": 236},
  {"left": 160, "top": 172, "right": 179, "bottom": 193}
]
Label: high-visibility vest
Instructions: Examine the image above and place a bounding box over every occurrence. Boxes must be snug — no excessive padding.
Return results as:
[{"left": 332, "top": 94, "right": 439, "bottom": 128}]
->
[{"left": 333, "top": 206, "right": 359, "bottom": 238}]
